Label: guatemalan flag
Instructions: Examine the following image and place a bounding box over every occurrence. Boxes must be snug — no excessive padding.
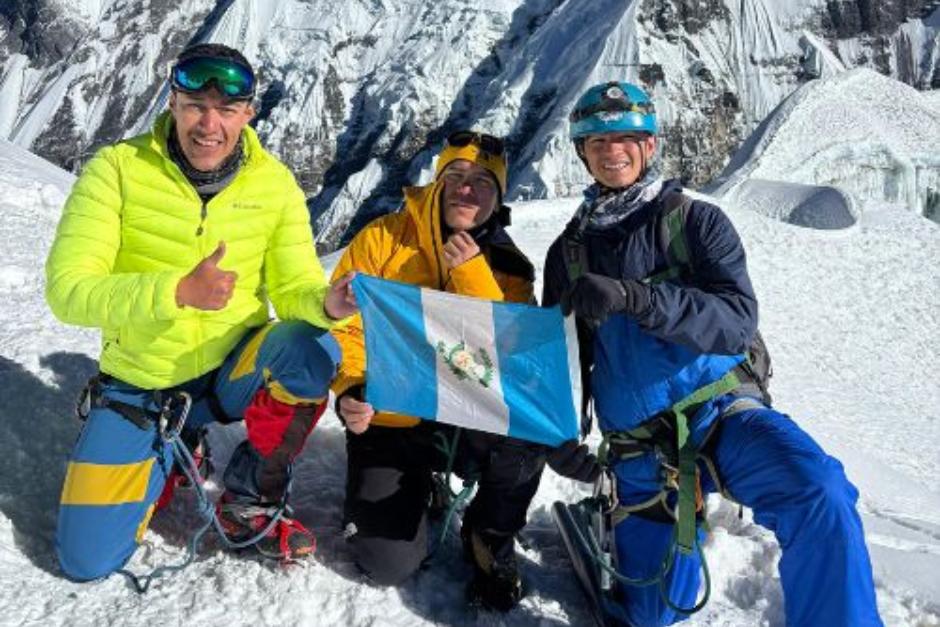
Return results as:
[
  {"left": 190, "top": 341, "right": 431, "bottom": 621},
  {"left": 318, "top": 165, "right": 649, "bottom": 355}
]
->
[{"left": 352, "top": 274, "right": 581, "bottom": 447}]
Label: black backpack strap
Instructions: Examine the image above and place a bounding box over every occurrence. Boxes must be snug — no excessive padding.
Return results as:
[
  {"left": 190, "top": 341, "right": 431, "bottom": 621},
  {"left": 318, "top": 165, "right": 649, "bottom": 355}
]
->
[
  {"left": 731, "top": 330, "right": 773, "bottom": 405},
  {"left": 559, "top": 225, "right": 595, "bottom": 436}
]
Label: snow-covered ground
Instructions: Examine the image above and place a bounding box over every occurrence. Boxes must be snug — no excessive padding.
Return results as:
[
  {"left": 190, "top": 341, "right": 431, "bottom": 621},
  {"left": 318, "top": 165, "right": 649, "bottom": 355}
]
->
[{"left": 1, "top": 131, "right": 939, "bottom": 626}]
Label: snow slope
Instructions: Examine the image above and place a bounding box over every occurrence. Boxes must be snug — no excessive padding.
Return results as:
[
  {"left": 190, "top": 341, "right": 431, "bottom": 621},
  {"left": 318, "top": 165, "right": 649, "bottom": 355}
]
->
[{"left": 1, "top": 154, "right": 939, "bottom": 623}]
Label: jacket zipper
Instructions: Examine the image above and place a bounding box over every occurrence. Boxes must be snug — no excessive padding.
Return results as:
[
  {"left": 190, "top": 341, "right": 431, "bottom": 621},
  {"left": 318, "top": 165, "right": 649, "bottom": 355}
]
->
[
  {"left": 432, "top": 237, "right": 446, "bottom": 288},
  {"left": 195, "top": 199, "right": 207, "bottom": 236},
  {"left": 194, "top": 196, "right": 206, "bottom": 374},
  {"left": 430, "top": 207, "right": 446, "bottom": 289}
]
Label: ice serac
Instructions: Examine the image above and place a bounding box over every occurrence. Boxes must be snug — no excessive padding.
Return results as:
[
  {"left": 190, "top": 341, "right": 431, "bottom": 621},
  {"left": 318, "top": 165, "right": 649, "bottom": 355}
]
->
[
  {"left": 1, "top": 0, "right": 938, "bottom": 248},
  {"left": 709, "top": 68, "right": 940, "bottom": 223}
]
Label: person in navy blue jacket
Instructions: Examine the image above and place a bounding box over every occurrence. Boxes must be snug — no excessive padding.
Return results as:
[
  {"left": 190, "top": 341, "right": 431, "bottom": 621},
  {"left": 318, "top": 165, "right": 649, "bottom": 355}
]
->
[{"left": 543, "top": 81, "right": 881, "bottom": 627}]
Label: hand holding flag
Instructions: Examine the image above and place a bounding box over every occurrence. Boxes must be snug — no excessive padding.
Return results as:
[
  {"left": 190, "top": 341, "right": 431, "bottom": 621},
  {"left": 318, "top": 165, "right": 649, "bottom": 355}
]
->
[{"left": 325, "top": 271, "right": 359, "bottom": 320}]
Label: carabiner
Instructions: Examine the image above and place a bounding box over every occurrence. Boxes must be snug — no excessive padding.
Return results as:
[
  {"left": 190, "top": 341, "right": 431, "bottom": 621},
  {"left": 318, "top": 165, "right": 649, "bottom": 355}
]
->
[{"left": 159, "top": 391, "right": 192, "bottom": 442}]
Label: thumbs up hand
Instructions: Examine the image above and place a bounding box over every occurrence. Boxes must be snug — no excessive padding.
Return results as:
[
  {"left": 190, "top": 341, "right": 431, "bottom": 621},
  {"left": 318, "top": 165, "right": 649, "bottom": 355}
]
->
[{"left": 176, "top": 241, "right": 238, "bottom": 310}]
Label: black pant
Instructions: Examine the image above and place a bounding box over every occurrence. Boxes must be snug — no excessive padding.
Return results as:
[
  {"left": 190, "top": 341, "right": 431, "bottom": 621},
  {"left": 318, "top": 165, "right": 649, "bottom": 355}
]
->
[{"left": 344, "top": 422, "right": 545, "bottom": 585}]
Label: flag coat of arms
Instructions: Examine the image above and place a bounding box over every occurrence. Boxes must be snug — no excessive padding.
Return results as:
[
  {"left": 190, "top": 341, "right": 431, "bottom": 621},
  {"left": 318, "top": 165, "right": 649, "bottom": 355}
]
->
[{"left": 351, "top": 274, "right": 581, "bottom": 447}]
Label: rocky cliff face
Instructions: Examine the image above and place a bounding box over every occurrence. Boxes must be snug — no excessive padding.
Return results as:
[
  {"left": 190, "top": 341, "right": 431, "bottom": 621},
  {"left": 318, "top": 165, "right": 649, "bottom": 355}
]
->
[
  {"left": 2, "top": 0, "right": 937, "bottom": 249},
  {"left": 817, "top": 0, "right": 940, "bottom": 87},
  {"left": 0, "top": 0, "right": 213, "bottom": 171},
  {"left": 1, "top": 0, "right": 82, "bottom": 66}
]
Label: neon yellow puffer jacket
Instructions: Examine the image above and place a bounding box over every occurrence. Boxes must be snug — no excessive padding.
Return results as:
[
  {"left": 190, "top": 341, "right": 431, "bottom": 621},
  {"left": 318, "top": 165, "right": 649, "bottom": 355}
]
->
[{"left": 45, "top": 111, "right": 337, "bottom": 389}]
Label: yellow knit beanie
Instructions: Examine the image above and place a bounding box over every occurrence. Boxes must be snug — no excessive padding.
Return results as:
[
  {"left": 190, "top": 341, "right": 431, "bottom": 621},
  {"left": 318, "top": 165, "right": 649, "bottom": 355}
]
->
[{"left": 434, "top": 142, "right": 507, "bottom": 196}]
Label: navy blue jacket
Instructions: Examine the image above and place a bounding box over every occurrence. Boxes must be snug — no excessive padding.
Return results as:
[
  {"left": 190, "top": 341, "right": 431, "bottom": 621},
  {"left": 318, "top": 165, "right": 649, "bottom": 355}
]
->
[{"left": 543, "top": 180, "right": 758, "bottom": 432}]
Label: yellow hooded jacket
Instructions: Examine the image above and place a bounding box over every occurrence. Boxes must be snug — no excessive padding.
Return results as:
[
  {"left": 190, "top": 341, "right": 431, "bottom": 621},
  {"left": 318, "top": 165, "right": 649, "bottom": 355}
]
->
[
  {"left": 330, "top": 180, "right": 535, "bottom": 428},
  {"left": 45, "top": 111, "right": 338, "bottom": 390}
]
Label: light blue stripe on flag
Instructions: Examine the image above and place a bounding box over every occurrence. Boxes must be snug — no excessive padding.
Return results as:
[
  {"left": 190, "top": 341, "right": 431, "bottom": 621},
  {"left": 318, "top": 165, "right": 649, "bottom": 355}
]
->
[
  {"left": 351, "top": 274, "right": 438, "bottom": 421},
  {"left": 352, "top": 274, "right": 581, "bottom": 447},
  {"left": 494, "top": 303, "right": 580, "bottom": 446}
]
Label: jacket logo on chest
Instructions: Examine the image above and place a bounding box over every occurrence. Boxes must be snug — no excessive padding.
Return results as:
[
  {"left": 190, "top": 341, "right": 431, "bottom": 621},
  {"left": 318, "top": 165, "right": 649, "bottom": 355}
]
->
[{"left": 231, "top": 201, "right": 263, "bottom": 210}]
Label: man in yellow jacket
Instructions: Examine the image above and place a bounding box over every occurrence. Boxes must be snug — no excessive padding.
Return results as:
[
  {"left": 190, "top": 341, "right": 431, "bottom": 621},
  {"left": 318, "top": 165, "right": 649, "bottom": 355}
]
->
[
  {"left": 330, "top": 132, "right": 598, "bottom": 611},
  {"left": 46, "top": 44, "right": 356, "bottom": 581}
]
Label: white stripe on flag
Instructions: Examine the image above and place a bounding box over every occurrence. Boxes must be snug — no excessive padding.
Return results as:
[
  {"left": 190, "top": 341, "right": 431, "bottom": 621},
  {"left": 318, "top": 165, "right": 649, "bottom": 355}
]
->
[
  {"left": 563, "top": 313, "right": 582, "bottom": 429},
  {"left": 421, "top": 286, "right": 510, "bottom": 435}
]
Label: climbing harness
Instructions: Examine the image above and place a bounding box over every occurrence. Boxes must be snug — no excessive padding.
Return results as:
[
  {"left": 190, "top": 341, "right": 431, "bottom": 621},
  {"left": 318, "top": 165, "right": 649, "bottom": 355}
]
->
[{"left": 76, "top": 375, "right": 294, "bottom": 593}]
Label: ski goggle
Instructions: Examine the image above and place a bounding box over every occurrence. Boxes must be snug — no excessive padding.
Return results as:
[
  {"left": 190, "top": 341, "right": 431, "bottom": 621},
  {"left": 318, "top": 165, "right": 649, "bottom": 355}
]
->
[
  {"left": 170, "top": 56, "right": 256, "bottom": 100},
  {"left": 445, "top": 131, "right": 505, "bottom": 156},
  {"left": 569, "top": 97, "right": 654, "bottom": 123}
]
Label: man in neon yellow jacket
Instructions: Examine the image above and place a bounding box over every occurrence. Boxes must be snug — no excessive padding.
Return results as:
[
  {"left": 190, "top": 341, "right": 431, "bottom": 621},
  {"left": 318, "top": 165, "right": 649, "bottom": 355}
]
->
[{"left": 45, "top": 43, "right": 356, "bottom": 580}]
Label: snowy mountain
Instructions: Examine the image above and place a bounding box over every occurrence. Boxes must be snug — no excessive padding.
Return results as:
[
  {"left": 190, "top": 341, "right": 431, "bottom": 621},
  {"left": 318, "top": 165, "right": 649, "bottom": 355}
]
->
[
  {"left": 2, "top": 0, "right": 939, "bottom": 248},
  {"left": 2, "top": 59, "right": 940, "bottom": 624}
]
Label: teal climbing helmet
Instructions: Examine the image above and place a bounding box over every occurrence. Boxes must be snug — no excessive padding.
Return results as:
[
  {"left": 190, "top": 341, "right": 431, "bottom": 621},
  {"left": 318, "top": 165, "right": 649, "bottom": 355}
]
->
[{"left": 569, "top": 81, "right": 657, "bottom": 139}]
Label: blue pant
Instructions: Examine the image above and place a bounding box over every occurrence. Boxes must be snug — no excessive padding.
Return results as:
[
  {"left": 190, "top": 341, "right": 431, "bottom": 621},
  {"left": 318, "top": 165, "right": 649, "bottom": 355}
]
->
[
  {"left": 56, "top": 321, "right": 340, "bottom": 581},
  {"left": 612, "top": 400, "right": 882, "bottom": 627}
]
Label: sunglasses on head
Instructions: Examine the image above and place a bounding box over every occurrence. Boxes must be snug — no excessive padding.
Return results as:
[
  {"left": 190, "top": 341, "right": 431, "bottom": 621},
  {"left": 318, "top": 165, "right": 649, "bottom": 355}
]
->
[
  {"left": 170, "top": 56, "right": 256, "bottom": 100},
  {"left": 446, "top": 131, "right": 505, "bottom": 156}
]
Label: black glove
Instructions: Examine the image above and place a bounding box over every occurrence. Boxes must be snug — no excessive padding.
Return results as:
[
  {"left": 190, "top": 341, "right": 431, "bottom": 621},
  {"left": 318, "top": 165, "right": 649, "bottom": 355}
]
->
[
  {"left": 560, "top": 273, "right": 650, "bottom": 324},
  {"left": 546, "top": 440, "right": 601, "bottom": 483}
]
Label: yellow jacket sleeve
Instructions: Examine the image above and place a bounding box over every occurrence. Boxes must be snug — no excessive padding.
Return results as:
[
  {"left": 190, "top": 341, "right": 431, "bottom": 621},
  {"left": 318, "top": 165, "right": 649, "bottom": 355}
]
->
[
  {"left": 495, "top": 270, "right": 536, "bottom": 305},
  {"left": 265, "top": 177, "right": 339, "bottom": 330},
  {"left": 44, "top": 147, "right": 188, "bottom": 328},
  {"left": 328, "top": 219, "right": 389, "bottom": 397},
  {"left": 446, "top": 254, "right": 535, "bottom": 304},
  {"left": 445, "top": 254, "right": 504, "bottom": 299}
]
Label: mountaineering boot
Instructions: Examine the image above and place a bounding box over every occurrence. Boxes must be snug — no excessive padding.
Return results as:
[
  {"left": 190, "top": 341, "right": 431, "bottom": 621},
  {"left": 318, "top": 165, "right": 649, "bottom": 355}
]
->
[
  {"left": 216, "top": 491, "right": 316, "bottom": 560},
  {"left": 462, "top": 525, "right": 523, "bottom": 612},
  {"left": 214, "top": 391, "right": 327, "bottom": 560},
  {"left": 155, "top": 427, "right": 213, "bottom": 511}
]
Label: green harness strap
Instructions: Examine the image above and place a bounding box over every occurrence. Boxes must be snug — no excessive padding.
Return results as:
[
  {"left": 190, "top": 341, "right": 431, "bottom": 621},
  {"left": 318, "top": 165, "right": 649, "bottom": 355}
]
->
[
  {"left": 599, "top": 369, "right": 741, "bottom": 554},
  {"left": 584, "top": 370, "right": 744, "bottom": 616},
  {"left": 641, "top": 192, "right": 693, "bottom": 285},
  {"left": 563, "top": 231, "right": 590, "bottom": 282},
  {"left": 670, "top": 369, "right": 740, "bottom": 553},
  {"left": 430, "top": 428, "right": 477, "bottom": 558}
]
